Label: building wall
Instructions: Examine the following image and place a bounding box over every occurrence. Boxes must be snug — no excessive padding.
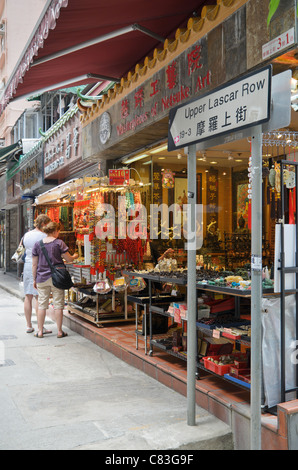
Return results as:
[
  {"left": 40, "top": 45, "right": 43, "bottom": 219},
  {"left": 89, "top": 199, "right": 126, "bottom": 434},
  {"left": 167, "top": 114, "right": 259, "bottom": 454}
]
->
[
  {"left": 0, "top": 0, "right": 47, "bottom": 145},
  {"left": 5, "top": 206, "right": 18, "bottom": 273},
  {"left": 0, "top": 0, "right": 47, "bottom": 274}
]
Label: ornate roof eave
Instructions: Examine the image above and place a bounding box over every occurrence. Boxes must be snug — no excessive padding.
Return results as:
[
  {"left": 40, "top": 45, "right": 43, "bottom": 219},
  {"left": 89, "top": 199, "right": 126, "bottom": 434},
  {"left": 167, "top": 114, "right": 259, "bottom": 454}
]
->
[{"left": 79, "top": 0, "right": 246, "bottom": 125}]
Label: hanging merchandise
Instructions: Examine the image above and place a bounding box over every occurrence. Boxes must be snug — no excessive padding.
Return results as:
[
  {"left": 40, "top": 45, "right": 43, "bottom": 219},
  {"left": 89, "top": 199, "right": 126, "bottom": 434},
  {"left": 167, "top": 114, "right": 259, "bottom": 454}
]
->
[
  {"left": 268, "top": 165, "right": 276, "bottom": 187},
  {"left": 269, "top": 164, "right": 276, "bottom": 220},
  {"left": 284, "top": 167, "right": 296, "bottom": 189},
  {"left": 46, "top": 206, "right": 60, "bottom": 223},
  {"left": 162, "top": 169, "right": 175, "bottom": 189},
  {"left": 274, "top": 162, "right": 282, "bottom": 220},
  {"left": 284, "top": 147, "right": 296, "bottom": 224},
  {"left": 73, "top": 199, "right": 96, "bottom": 239},
  {"left": 247, "top": 153, "right": 252, "bottom": 230}
]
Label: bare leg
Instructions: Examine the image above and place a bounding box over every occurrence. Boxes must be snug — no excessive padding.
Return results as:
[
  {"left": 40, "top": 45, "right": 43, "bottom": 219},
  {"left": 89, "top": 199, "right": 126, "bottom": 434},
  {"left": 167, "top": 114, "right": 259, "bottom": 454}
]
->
[
  {"left": 55, "top": 308, "right": 65, "bottom": 337},
  {"left": 36, "top": 308, "right": 46, "bottom": 338},
  {"left": 35, "top": 296, "right": 52, "bottom": 335},
  {"left": 33, "top": 296, "right": 38, "bottom": 315},
  {"left": 24, "top": 294, "right": 34, "bottom": 331}
]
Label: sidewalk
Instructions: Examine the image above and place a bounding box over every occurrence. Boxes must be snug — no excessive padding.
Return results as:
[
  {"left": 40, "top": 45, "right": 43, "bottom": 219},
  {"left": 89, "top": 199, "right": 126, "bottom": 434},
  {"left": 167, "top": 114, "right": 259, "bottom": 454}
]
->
[
  {"left": 0, "top": 270, "right": 233, "bottom": 451},
  {"left": 0, "top": 270, "right": 25, "bottom": 301}
]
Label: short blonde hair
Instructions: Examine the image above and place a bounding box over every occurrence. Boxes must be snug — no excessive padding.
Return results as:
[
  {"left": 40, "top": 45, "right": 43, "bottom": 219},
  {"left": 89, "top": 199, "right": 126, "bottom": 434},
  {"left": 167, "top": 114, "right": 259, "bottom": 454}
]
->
[{"left": 34, "top": 214, "right": 51, "bottom": 230}]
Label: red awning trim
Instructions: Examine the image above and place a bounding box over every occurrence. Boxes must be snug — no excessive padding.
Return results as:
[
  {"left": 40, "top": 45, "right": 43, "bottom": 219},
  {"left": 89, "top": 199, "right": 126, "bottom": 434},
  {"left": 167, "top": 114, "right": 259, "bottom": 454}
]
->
[
  {"left": 1, "top": 0, "right": 68, "bottom": 112},
  {"left": 1, "top": 0, "right": 225, "bottom": 115}
]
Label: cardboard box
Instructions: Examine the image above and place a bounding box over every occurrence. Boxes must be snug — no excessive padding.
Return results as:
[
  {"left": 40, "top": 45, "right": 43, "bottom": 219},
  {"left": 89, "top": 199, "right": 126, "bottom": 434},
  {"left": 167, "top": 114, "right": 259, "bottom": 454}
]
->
[{"left": 202, "top": 337, "right": 233, "bottom": 356}]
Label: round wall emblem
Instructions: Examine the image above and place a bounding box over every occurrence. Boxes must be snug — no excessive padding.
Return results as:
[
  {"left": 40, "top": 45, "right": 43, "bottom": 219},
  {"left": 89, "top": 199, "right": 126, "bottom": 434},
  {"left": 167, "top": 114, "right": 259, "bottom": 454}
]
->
[{"left": 99, "top": 112, "right": 111, "bottom": 145}]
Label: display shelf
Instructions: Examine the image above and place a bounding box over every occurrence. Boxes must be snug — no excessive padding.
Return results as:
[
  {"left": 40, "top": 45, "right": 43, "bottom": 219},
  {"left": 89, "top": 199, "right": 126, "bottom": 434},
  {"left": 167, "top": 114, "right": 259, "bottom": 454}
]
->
[
  {"left": 123, "top": 270, "right": 187, "bottom": 285},
  {"left": 127, "top": 292, "right": 184, "bottom": 354},
  {"left": 75, "top": 286, "right": 96, "bottom": 296},
  {"left": 224, "top": 373, "right": 251, "bottom": 389},
  {"left": 67, "top": 303, "right": 131, "bottom": 327},
  {"left": 124, "top": 269, "right": 254, "bottom": 386},
  {"left": 124, "top": 269, "right": 274, "bottom": 295},
  {"left": 195, "top": 361, "right": 251, "bottom": 390},
  {"left": 67, "top": 264, "right": 130, "bottom": 327},
  {"left": 196, "top": 318, "right": 251, "bottom": 330},
  {"left": 150, "top": 338, "right": 188, "bottom": 361}
]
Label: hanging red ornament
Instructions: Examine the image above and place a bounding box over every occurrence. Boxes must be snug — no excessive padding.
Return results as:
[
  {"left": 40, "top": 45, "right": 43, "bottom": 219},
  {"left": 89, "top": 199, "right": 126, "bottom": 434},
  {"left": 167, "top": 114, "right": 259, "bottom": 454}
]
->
[{"left": 248, "top": 152, "right": 252, "bottom": 230}]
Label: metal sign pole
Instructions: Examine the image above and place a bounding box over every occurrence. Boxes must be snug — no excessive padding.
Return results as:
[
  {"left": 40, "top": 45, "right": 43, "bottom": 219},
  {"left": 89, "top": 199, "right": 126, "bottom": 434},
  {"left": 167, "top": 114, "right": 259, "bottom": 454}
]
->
[
  {"left": 187, "top": 143, "right": 197, "bottom": 426},
  {"left": 250, "top": 126, "right": 263, "bottom": 450}
]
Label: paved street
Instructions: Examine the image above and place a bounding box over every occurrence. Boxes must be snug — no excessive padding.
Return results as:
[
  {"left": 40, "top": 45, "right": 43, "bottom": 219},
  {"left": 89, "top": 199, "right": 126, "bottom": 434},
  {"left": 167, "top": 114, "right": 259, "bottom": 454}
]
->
[{"left": 0, "top": 285, "right": 233, "bottom": 451}]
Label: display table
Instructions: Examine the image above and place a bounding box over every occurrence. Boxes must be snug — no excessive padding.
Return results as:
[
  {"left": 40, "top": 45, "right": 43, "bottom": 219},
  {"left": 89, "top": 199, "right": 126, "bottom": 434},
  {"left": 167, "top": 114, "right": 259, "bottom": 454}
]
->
[{"left": 67, "top": 264, "right": 130, "bottom": 327}]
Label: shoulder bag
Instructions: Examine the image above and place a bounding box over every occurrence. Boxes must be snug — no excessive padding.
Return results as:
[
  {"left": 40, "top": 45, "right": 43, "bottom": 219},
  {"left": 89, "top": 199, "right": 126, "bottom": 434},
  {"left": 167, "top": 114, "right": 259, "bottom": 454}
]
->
[
  {"left": 39, "top": 240, "right": 73, "bottom": 290},
  {"left": 11, "top": 237, "right": 26, "bottom": 264}
]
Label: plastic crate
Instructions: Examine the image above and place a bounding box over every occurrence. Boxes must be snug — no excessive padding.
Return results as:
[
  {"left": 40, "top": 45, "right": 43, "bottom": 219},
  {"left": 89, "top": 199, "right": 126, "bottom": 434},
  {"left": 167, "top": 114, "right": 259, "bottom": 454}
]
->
[
  {"left": 203, "top": 355, "right": 234, "bottom": 376},
  {"left": 203, "top": 353, "right": 246, "bottom": 376}
]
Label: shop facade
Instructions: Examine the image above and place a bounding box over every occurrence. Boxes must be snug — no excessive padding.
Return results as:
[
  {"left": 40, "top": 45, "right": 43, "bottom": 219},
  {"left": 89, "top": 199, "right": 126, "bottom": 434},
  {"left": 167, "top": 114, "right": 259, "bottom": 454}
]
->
[
  {"left": 79, "top": 0, "right": 297, "bottom": 284},
  {"left": 62, "top": 0, "right": 298, "bottom": 449},
  {"left": 2, "top": 0, "right": 298, "bottom": 449},
  {"left": 4, "top": 104, "right": 100, "bottom": 273}
]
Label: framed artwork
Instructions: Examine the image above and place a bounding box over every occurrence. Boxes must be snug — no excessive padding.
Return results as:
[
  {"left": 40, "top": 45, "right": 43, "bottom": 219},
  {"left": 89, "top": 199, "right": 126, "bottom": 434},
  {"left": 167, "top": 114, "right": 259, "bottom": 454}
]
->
[
  {"left": 237, "top": 182, "right": 249, "bottom": 228},
  {"left": 175, "top": 177, "right": 188, "bottom": 208},
  {"left": 174, "top": 174, "right": 202, "bottom": 207},
  {"left": 232, "top": 170, "right": 249, "bottom": 231}
]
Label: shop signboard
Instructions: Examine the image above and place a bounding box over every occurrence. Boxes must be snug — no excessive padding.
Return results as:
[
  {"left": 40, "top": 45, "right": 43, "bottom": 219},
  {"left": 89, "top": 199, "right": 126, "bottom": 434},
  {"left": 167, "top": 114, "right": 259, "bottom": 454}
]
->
[
  {"left": 168, "top": 65, "right": 272, "bottom": 151},
  {"left": 82, "top": 26, "right": 218, "bottom": 160},
  {"left": 108, "top": 169, "right": 130, "bottom": 186},
  {"left": 44, "top": 114, "right": 82, "bottom": 180},
  {"left": 20, "top": 151, "right": 44, "bottom": 194},
  {"left": 6, "top": 173, "right": 21, "bottom": 206}
]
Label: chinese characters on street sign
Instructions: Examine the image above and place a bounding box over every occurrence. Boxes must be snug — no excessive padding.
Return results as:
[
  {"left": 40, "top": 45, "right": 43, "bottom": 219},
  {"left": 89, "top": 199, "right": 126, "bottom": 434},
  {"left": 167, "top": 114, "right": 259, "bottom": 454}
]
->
[{"left": 168, "top": 66, "right": 272, "bottom": 151}]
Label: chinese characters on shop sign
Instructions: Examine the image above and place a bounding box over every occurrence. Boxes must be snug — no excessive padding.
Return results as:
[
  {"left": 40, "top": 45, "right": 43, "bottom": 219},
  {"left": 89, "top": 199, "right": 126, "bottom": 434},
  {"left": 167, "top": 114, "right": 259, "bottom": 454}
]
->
[
  {"left": 44, "top": 126, "right": 79, "bottom": 176},
  {"left": 117, "top": 42, "right": 212, "bottom": 137}
]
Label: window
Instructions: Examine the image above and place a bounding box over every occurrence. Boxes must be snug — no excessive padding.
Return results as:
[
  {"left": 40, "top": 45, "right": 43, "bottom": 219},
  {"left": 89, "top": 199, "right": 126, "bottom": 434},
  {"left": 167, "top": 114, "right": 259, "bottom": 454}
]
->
[{"left": 11, "top": 110, "right": 41, "bottom": 141}]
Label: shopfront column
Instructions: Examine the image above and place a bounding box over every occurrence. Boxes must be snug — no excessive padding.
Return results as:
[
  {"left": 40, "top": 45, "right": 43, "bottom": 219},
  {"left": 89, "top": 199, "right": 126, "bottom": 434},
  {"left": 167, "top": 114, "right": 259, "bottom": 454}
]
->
[{"left": 187, "top": 144, "right": 197, "bottom": 426}]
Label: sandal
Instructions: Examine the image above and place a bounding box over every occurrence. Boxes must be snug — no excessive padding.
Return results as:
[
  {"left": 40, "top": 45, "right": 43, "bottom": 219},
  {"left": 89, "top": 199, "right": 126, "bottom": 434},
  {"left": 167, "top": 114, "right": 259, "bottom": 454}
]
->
[
  {"left": 34, "top": 331, "right": 43, "bottom": 338},
  {"left": 43, "top": 328, "right": 52, "bottom": 335},
  {"left": 26, "top": 327, "right": 35, "bottom": 334},
  {"left": 57, "top": 331, "right": 68, "bottom": 338}
]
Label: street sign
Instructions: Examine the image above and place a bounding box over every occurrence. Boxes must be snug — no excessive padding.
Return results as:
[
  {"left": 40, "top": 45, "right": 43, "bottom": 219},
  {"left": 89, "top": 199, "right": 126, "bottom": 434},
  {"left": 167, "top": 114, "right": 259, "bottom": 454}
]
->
[
  {"left": 168, "top": 65, "right": 272, "bottom": 151},
  {"left": 195, "top": 69, "right": 291, "bottom": 151}
]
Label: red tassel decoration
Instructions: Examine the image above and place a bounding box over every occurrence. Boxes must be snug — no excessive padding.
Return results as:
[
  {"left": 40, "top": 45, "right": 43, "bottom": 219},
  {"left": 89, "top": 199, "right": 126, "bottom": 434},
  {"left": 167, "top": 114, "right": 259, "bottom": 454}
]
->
[
  {"left": 248, "top": 200, "right": 252, "bottom": 230},
  {"left": 289, "top": 190, "right": 295, "bottom": 224}
]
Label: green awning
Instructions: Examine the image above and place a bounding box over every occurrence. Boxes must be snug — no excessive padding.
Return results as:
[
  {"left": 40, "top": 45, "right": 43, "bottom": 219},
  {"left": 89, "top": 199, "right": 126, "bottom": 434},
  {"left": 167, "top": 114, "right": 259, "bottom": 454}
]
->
[
  {"left": 0, "top": 141, "right": 22, "bottom": 163},
  {"left": 27, "top": 86, "right": 85, "bottom": 102}
]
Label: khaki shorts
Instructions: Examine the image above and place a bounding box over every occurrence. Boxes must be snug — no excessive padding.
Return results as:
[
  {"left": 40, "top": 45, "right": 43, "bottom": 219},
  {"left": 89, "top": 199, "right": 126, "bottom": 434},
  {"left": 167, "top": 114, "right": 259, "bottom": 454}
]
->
[{"left": 36, "top": 277, "right": 65, "bottom": 310}]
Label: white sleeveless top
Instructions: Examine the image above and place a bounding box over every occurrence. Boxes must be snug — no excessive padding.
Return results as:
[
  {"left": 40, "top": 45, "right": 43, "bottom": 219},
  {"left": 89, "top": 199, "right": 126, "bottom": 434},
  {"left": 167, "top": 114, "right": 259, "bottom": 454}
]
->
[{"left": 23, "top": 230, "right": 46, "bottom": 263}]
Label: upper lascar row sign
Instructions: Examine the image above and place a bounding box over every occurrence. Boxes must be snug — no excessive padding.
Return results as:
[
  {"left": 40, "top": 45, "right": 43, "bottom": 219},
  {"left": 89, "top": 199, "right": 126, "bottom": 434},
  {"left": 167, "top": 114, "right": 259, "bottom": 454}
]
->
[{"left": 168, "top": 65, "right": 272, "bottom": 151}]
